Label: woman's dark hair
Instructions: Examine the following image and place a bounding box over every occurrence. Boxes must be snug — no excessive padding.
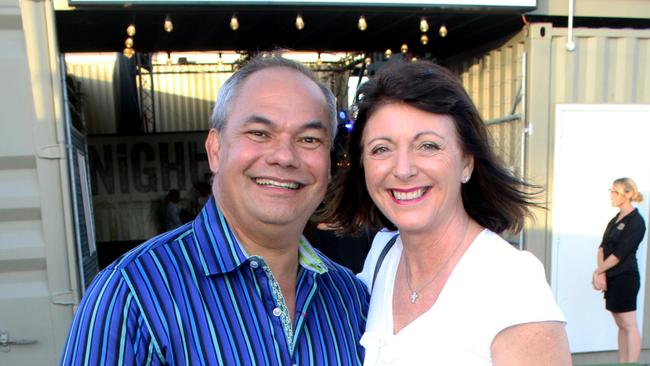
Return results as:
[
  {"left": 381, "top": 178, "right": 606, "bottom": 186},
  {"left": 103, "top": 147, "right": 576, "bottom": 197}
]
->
[{"left": 317, "top": 60, "right": 542, "bottom": 235}]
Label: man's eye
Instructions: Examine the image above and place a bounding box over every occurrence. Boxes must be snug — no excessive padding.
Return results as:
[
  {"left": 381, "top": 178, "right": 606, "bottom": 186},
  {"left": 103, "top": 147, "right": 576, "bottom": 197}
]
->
[
  {"left": 247, "top": 130, "right": 268, "bottom": 138},
  {"left": 302, "top": 137, "right": 320, "bottom": 144},
  {"left": 299, "top": 136, "right": 324, "bottom": 149}
]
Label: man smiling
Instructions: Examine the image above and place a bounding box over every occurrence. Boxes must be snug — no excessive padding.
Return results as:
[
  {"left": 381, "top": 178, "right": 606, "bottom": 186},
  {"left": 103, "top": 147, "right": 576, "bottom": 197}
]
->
[{"left": 61, "top": 53, "right": 369, "bottom": 366}]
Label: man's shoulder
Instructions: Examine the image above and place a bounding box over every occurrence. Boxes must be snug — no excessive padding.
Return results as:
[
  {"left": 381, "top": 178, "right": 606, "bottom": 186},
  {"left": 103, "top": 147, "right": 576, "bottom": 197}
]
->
[
  {"left": 105, "top": 222, "right": 194, "bottom": 272},
  {"left": 312, "top": 248, "right": 368, "bottom": 293}
]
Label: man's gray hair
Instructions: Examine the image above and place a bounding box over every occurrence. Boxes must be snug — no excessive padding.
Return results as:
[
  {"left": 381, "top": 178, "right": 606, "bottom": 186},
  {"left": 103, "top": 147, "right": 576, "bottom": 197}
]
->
[{"left": 210, "top": 52, "right": 338, "bottom": 144}]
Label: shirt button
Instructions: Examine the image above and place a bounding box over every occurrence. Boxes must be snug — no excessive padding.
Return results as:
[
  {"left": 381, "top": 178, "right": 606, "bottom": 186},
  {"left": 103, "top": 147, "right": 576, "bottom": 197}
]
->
[
  {"left": 250, "top": 260, "right": 259, "bottom": 269},
  {"left": 272, "top": 307, "right": 282, "bottom": 317}
]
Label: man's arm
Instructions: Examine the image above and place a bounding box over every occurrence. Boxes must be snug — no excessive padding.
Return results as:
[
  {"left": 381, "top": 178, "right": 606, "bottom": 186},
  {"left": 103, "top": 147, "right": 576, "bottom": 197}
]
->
[{"left": 60, "top": 269, "right": 161, "bottom": 366}]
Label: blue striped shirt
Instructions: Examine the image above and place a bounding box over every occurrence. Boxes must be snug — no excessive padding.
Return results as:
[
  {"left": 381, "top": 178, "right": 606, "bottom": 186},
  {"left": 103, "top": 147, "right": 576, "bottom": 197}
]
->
[{"left": 61, "top": 197, "right": 369, "bottom": 365}]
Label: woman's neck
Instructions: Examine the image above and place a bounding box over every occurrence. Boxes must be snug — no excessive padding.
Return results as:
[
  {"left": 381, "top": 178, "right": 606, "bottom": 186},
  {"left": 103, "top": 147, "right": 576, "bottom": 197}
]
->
[{"left": 618, "top": 204, "right": 635, "bottom": 220}]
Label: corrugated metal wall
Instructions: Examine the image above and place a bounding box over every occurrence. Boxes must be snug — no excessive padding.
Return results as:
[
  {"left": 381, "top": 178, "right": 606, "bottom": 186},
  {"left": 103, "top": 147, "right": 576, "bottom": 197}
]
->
[
  {"left": 549, "top": 27, "right": 650, "bottom": 104},
  {"left": 152, "top": 64, "right": 233, "bottom": 132},
  {"left": 65, "top": 56, "right": 236, "bottom": 134},
  {"left": 1, "top": 2, "right": 78, "bottom": 363},
  {"left": 450, "top": 35, "right": 527, "bottom": 178},
  {"left": 66, "top": 55, "right": 117, "bottom": 134}
]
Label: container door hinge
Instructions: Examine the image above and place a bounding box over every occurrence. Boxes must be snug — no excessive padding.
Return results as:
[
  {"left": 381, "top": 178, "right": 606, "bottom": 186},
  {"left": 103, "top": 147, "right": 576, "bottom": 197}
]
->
[
  {"left": 0, "top": 329, "right": 38, "bottom": 352},
  {"left": 37, "top": 143, "right": 67, "bottom": 160}
]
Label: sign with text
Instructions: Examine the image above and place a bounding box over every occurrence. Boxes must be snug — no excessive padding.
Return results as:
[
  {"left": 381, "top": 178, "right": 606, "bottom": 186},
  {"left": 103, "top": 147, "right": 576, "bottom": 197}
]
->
[{"left": 88, "top": 133, "right": 211, "bottom": 241}]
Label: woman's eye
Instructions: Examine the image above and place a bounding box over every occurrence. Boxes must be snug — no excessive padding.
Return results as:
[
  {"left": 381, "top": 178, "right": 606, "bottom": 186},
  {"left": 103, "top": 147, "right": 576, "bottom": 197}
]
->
[
  {"left": 370, "top": 145, "right": 389, "bottom": 155},
  {"left": 420, "top": 142, "right": 440, "bottom": 151}
]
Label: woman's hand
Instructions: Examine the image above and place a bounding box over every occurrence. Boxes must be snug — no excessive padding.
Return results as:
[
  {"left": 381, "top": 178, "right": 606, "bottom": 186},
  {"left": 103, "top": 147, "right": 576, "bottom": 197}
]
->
[{"left": 592, "top": 271, "right": 607, "bottom": 291}]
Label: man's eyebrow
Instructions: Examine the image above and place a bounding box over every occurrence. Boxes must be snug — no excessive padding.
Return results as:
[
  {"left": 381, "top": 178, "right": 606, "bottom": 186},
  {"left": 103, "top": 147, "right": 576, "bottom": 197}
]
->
[
  {"left": 242, "top": 114, "right": 273, "bottom": 126},
  {"left": 242, "top": 116, "right": 328, "bottom": 133},
  {"left": 302, "top": 120, "right": 328, "bottom": 132}
]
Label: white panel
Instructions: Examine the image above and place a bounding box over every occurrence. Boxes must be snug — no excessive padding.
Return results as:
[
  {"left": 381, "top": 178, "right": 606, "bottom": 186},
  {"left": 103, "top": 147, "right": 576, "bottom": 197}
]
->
[{"left": 552, "top": 104, "right": 650, "bottom": 353}]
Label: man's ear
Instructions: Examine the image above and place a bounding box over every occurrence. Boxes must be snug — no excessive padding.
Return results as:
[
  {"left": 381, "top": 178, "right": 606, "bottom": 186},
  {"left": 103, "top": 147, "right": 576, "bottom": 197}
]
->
[{"left": 205, "top": 128, "right": 221, "bottom": 175}]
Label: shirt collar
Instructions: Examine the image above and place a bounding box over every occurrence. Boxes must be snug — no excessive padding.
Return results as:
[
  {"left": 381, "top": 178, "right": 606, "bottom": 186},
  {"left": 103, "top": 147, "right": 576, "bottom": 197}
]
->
[{"left": 192, "top": 196, "right": 328, "bottom": 276}]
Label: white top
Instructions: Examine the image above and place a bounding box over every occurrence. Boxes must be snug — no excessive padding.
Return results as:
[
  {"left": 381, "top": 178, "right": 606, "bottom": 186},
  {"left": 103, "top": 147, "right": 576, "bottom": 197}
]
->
[{"left": 357, "top": 229, "right": 566, "bottom": 366}]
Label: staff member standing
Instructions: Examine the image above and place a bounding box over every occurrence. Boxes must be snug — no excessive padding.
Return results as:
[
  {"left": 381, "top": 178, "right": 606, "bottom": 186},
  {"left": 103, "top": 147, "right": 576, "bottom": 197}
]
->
[{"left": 593, "top": 177, "right": 646, "bottom": 364}]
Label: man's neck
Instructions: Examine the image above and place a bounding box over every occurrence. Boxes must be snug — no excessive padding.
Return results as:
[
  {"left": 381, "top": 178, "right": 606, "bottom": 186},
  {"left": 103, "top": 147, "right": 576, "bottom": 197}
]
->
[{"left": 231, "top": 225, "right": 302, "bottom": 324}]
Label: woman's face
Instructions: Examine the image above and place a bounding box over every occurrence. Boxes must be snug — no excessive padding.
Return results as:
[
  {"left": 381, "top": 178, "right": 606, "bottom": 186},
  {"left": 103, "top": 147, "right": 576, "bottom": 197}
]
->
[
  {"left": 609, "top": 184, "right": 630, "bottom": 208},
  {"left": 361, "top": 103, "right": 473, "bottom": 235}
]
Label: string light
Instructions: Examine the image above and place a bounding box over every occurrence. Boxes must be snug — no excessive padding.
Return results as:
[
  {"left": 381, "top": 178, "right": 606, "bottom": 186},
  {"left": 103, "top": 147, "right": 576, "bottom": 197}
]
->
[
  {"left": 400, "top": 43, "right": 408, "bottom": 53},
  {"left": 295, "top": 14, "right": 305, "bottom": 30},
  {"left": 419, "top": 18, "right": 429, "bottom": 33},
  {"left": 164, "top": 15, "right": 173, "bottom": 32},
  {"left": 439, "top": 25, "right": 448, "bottom": 37},
  {"left": 123, "top": 47, "right": 134, "bottom": 58},
  {"left": 364, "top": 57, "right": 372, "bottom": 65},
  {"left": 358, "top": 15, "right": 367, "bottom": 31},
  {"left": 384, "top": 48, "right": 392, "bottom": 59},
  {"left": 126, "top": 24, "right": 136, "bottom": 36},
  {"left": 230, "top": 14, "right": 239, "bottom": 31},
  {"left": 420, "top": 34, "right": 429, "bottom": 45},
  {"left": 124, "top": 37, "right": 134, "bottom": 48}
]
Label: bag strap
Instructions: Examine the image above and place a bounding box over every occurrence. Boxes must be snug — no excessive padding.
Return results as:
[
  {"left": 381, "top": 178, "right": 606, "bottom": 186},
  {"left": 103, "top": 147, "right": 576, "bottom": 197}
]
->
[{"left": 371, "top": 234, "right": 399, "bottom": 292}]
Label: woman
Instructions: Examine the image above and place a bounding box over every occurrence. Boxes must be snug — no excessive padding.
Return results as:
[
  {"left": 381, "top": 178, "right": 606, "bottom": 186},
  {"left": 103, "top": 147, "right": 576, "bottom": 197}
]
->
[
  {"left": 593, "top": 177, "right": 646, "bottom": 363},
  {"left": 320, "top": 60, "right": 571, "bottom": 365}
]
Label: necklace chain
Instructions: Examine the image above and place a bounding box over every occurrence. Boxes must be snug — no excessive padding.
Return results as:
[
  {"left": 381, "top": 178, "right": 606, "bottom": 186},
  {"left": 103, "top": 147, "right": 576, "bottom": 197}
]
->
[{"left": 404, "top": 219, "right": 469, "bottom": 304}]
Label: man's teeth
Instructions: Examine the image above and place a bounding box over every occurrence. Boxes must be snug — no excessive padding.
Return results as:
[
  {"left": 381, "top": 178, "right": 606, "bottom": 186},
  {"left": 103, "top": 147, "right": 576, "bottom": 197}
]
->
[
  {"left": 392, "top": 188, "right": 426, "bottom": 201},
  {"left": 255, "top": 178, "right": 300, "bottom": 190}
]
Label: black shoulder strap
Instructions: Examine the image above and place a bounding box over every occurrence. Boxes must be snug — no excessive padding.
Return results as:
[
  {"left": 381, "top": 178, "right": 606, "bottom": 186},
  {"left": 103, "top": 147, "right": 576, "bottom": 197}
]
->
[{"left": 371, "top": 234, "right": 399, "bottom": 292}]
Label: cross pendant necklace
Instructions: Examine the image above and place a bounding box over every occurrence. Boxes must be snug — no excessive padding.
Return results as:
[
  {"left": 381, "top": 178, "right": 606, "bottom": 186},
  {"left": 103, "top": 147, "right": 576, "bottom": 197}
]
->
[
  {"left": 404, "top": 219, "right": 469, "bottom": 304},
  {"left": 409, "top": 291, "right": 419, "bottom": 304}
]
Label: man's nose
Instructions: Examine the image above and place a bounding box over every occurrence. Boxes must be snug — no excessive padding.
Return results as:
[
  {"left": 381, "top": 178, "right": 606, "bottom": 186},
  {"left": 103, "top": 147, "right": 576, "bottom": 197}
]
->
[{"left": 265, "top": 138, "right": 300, "bottom": 168}]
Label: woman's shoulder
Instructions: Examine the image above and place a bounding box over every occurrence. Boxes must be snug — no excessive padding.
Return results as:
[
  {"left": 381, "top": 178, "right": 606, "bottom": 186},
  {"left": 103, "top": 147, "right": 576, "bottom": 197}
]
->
[
  {"left": 468, "top": 229, "right": 546, "bottom": 279},
  {"left": 356, "top": 229, "right": 399, "bottom": 288}
]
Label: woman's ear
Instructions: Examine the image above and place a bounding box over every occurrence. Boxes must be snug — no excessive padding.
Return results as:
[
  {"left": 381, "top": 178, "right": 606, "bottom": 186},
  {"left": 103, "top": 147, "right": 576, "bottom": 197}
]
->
[{"left": 462, "top": 154, "right": 474, "bottom": 182}]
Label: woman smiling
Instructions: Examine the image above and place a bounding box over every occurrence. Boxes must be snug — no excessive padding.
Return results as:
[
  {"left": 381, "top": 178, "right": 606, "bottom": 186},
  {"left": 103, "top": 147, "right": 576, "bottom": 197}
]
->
[{"left": 320, "top": 60, "right": 571, "bottom": 365}]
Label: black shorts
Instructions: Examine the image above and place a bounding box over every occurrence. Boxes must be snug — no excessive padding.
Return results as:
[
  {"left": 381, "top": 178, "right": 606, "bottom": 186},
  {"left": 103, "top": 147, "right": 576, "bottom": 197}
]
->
[{"left": 605, "top": 272, "right": 640, "bottom": 313}]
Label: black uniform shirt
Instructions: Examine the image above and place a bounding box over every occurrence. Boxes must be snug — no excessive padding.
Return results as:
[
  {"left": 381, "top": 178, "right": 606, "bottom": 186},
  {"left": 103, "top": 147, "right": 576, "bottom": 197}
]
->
[{"left": 600, "top": 208, "right": 646, "bottom": 277}]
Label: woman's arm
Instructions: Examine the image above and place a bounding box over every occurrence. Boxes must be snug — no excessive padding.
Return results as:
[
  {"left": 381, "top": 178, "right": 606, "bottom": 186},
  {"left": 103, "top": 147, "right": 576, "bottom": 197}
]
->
[
  {"left": 593, "top": 247, "right": 613, "bottom": 291},
  {"left": 491, "top": 321, "right": 572, "bottom": 366},
  {"left": 595, "top": 253, "right": 620, "bottom": 275},
  {"left": 597, "top": 246, "right": 604, "bottom": 266}
]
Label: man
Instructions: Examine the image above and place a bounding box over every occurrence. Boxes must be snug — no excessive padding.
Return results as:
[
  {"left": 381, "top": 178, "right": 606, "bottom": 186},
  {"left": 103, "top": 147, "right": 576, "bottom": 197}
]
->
[{"left": 60, "top": 54, "right": 369, "bottom": 365}]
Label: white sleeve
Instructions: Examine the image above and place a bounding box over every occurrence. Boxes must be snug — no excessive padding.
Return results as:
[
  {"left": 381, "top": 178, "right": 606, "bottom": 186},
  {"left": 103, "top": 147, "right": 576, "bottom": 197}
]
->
[{"left": 356, "top": 229, "right": 398, "bottom": 289}]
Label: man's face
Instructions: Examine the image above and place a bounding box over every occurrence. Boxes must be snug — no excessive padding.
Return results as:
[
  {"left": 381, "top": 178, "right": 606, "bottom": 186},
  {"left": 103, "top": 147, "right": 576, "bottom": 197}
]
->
[{"left": 206, "top": 67, "right": 331, "bottom": 236}]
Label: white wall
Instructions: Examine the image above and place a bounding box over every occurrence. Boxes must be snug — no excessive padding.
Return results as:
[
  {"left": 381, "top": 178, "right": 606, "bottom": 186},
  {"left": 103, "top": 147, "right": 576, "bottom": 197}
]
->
[{"left": 551, "top": 104, "right": 650, "bottom": 353}]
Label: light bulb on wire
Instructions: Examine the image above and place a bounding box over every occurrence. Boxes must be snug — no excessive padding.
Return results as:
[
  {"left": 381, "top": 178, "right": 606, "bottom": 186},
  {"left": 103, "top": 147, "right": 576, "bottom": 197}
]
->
[
  {"left": 419, "top": 18, "right": 429, "bottom": 33},
  {"left": 420, "top": 34, "right": 429, "bottom": 45},
  {"left": 230, "top": 14, "right": 239, "bottom": 31},
  {"left": 126, "top": 24, "right": 136, "bottom": 36},
  {"left": 164, "top": 15, "right": 173, "bottom": 32},
  {"left": 358, "top": 15, "right": 367, "bottom": 31},
  {"left": 295, "top": 14, "right": 305, "bottom": 30},
  {"left": 123, "top": 47, "right": 134, "bottom": 58},
  {"left": 439, "top": 25, "right": 448, "bottom": 37},
  {"left": 384, "top": 48, "right": 392, "bottom": 59}
]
